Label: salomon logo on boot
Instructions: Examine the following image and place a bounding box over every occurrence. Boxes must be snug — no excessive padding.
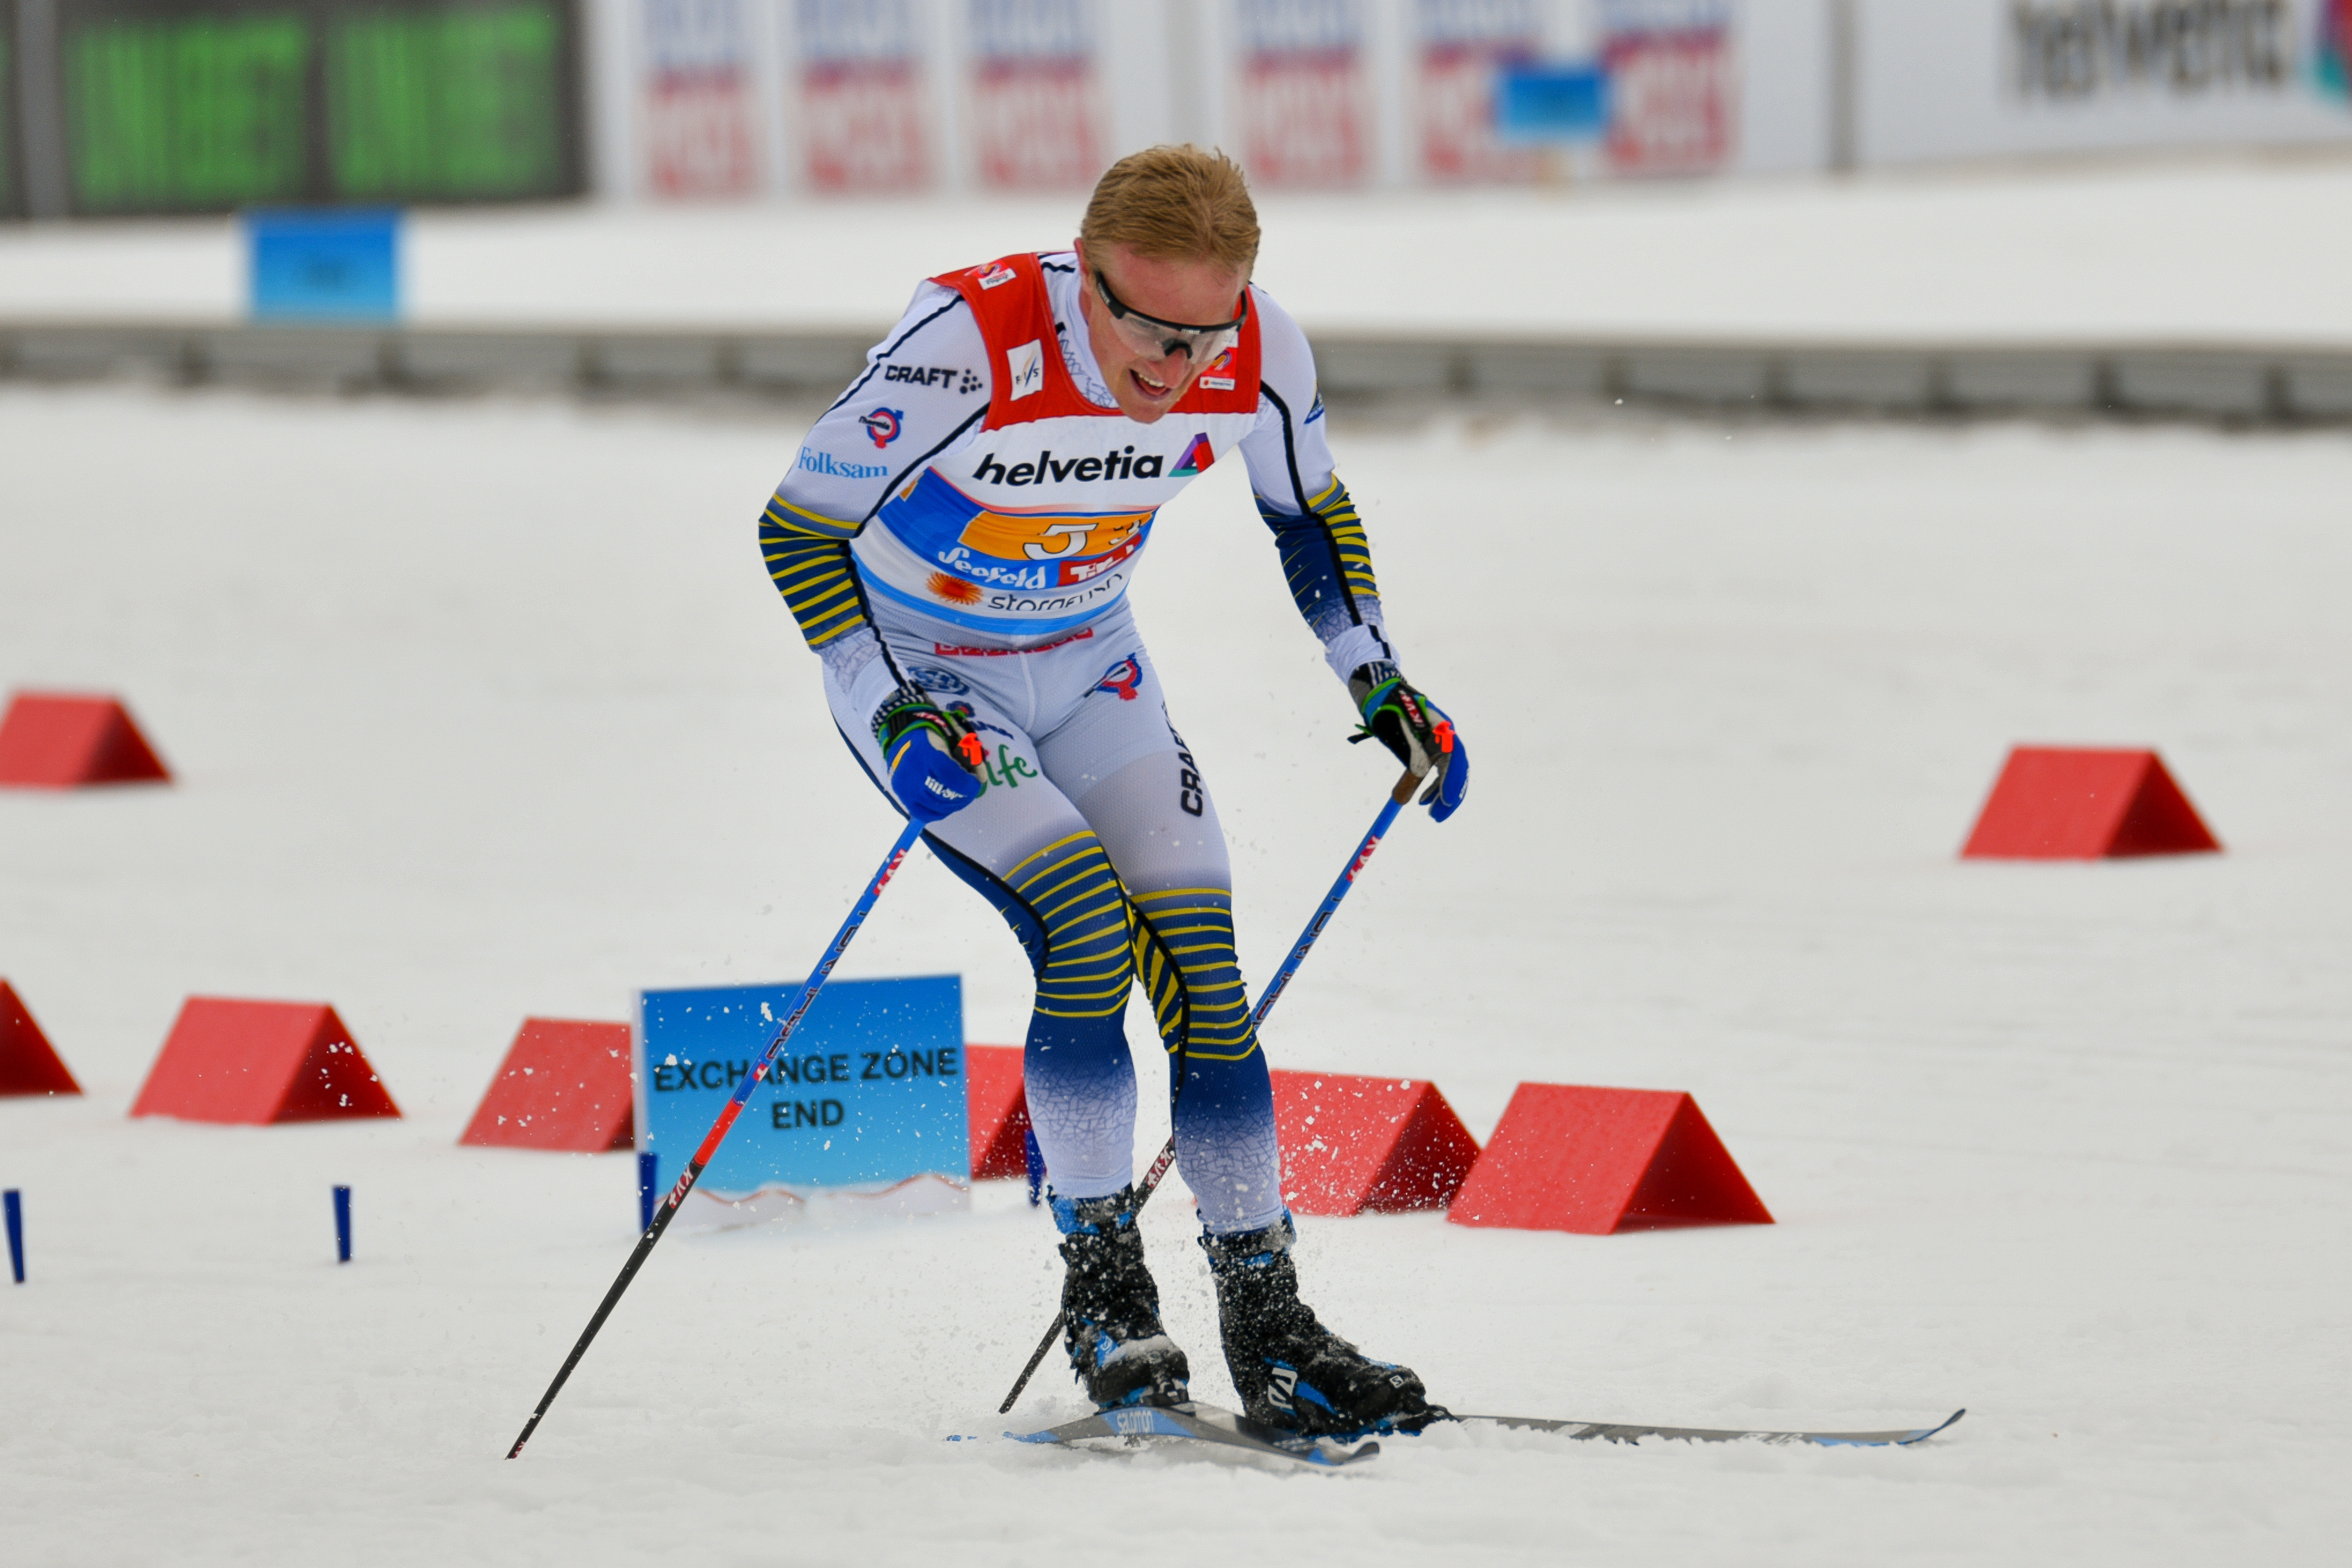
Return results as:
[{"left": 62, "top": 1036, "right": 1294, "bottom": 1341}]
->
[
  {"left": 1055, "top": 1187, "right": 1190, "bottom": 1410},
  {"left": 1199, "top": 1214, "right": 1447, "bottom": 1438}
]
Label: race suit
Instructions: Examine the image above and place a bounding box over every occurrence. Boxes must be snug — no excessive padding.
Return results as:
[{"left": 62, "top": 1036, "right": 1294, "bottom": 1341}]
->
[{"left": 760, "top": 251, "right": 1398, "bottom": 1235}]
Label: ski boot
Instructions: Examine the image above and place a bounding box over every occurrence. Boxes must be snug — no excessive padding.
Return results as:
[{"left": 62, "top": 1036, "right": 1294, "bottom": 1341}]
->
[
  {"left": 1201, "top": 1214, "right": 1444, "bottom": 1437},
  {"left": 1056, "top": 1187, "right": 1191, "bottom": 1410}
]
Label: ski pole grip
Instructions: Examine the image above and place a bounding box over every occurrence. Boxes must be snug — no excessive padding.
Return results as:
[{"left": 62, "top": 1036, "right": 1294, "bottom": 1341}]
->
[{"left": 1389, "top": 766, "right": 1420, "bottom": 805}]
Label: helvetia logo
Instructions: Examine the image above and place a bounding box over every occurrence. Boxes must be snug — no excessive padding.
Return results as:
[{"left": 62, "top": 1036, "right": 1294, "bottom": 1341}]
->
[
  {"left": 859, "top": 407, "right": 904, "bottom": 448},
  {"left": 1172, "top": 433, "right": 1214, "bottom": 477}
]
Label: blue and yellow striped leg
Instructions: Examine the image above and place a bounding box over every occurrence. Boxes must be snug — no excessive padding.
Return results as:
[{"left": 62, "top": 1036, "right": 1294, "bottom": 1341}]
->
[{"left": 1131, "top": 886, "right": 1283, "bottom": 1236}]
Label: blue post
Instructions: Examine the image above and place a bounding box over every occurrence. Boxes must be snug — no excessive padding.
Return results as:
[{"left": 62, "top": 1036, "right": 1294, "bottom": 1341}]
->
[
  {"left": 1022, "top": 1128, "right": 1044, "bottom": 1207},
  {"left": 637, "top": 1151, "right": 658, "bottom": 1233},
  {"left": 333, "top": 1186, "right": 352, "bottom": 1264},
  {"left": 5, "top": 1190, "right": 22, "bottom": 1284}
]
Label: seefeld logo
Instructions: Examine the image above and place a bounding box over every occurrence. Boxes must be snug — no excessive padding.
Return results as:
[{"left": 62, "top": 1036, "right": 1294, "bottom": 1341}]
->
[
  {"left": 1197, "top": 346, "right": 1236, "bottom": 392},
  {"left": 859, "top": 407, "right": 904, "bottom": 448},
  {"left": 978, "top": 262, "right": 1017, "bottom": 289},
  {"left": 1006, "top": 339, "right": 1045, "bottom": 400}
]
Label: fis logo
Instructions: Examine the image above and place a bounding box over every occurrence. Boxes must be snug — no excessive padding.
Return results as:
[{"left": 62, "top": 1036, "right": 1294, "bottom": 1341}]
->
[
  {"left": 1172, "top": 433, "right": 1215, "bottom": 477},
  {"left": 859, "top": 407, "right": 904, "bottom": 448},
  {"left": 1197, "top": 346, "right": 1236, "bottom": 392},
  {"left": 978, "top": 262, "right": 1017, "bottom": 289},
  {"left": 1006, "top": 339, "right": 1045, "bottom": 400}
]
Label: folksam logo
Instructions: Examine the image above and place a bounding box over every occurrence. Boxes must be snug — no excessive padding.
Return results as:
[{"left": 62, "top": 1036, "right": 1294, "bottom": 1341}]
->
[
  {"left": 800, "top": 448, "right": 891, "bottom": 480},
  {"left": 2321, "top": 0, "right": 2351, "bottom": 99},
  {"left": 1172, "top": 433, "right": 1215, "bottom": 477}
]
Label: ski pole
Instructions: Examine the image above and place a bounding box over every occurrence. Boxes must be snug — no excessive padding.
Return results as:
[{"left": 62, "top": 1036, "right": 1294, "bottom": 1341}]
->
[
  {"left": 507, "top": 815, "right": 927, "bottom": 1459},
  {"left": 997, "top": 765, "right": 1421, "bottom": 1415}
]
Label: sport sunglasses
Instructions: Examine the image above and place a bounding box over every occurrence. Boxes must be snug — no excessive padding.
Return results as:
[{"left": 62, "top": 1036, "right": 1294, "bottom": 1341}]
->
[{"left": 1092, "top": 268, "right": 1248, "bottom": 364}]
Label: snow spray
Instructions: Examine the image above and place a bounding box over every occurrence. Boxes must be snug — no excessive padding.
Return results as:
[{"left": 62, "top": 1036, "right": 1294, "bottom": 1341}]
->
[
  {"left": 333, "top": 1185, "right": 352, "bottom": 1264},
  {"left": 637, "top": 1152, "right": 657, "bottom": 1233},
  {"left": 5, "top": 1190, "right": 21, "bottom": 1283}
]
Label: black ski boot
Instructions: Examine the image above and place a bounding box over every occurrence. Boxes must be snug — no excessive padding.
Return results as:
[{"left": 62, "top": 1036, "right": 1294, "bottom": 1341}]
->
[
  {"left": 1201, "top": 1214, "right": 1443, "bottom": 1437},
  {"left": 1056, "top": 1187, "right": 1191, "bottom": 1410}
]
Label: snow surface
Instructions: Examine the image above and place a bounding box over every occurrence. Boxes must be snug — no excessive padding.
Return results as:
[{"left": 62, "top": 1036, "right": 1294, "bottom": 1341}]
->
[
  {"left": 2, "top": 384, "right": 2349, "bottom": 1565},
  {"left": 4, "top": 153, "right": 2352, "bottom": 345}
]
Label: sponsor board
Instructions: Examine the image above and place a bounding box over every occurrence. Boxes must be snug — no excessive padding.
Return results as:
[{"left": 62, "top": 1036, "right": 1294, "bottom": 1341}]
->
[
  {"left": 797, "top": 0, "right": 931, "bottom": 192},
  {"left": 969, "top": 0, "right": 1105, "bottom": 189},
  {"left": 1233, "top": 0, "right": 1373, "bottom": 187},
  {"left": 637, "top": 974, "right": 969, "bottom": 1229},
  {"left": 1858, "top": 0, "right": 2352, "bottom": 165},
  {"left": 1417, "top": 0, "right": 1544, "bottom": 184},
  {"left": 1600, "top": 0, "right": 1738, "bottom": 177},
  {"left": 641, "top": 0, "right": 762, "bottom": 198}
]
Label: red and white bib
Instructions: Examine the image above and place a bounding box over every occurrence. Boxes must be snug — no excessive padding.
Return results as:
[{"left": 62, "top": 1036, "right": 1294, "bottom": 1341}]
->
[{"left": 852, "top": 252, "right": 1265, "bottom": 637}]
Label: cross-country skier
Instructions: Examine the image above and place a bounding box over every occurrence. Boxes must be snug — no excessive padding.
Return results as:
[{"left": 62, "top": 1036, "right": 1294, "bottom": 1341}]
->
[{"left": 759, "top": 146, "right": 1467, "bottom": 1436}]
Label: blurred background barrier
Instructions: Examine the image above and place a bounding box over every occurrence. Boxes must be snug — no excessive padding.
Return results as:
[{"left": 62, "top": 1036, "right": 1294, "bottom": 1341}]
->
[
  {"left": 4, "top": 319, "right": 2348, "bottom": 422},
  {"left": 1, "top": 1, "right": 2347, "bottom": 217}
]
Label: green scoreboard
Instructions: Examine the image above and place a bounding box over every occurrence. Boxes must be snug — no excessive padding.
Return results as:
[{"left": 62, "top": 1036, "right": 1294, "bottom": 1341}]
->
[
  {"left": 46, "top": 0, "right": 584, "bottom": 214},
  {"left": 1, "top": 8, "right": 20, "bottom": 217}
]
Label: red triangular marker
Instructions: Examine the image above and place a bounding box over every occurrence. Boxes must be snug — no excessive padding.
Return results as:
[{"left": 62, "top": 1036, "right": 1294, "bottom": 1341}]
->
[
  {"left": 1272, "top": 1069, "right": 1482, "bottom": 1216},
  {"left": 1961, "top": 746, "right": 2219, "bottom": 860},
  {"left": 0, "top": 981, "right": 82, "bottom": 1097},
  {"left": 0, "top": 692, "right": 170, "bottom": 788},
  {"left": 1447, "top": 1084, "right": 1772, "bottom": 1235},
  {"left": 131, "top": 998, "right": 400, "bottom": 1124},
  {"left": 460, "top": 1018, "right": 634, "bottom": 1151},
  {"left": 964, "top": 1044, "right": 1032, "bottom": 1179}
]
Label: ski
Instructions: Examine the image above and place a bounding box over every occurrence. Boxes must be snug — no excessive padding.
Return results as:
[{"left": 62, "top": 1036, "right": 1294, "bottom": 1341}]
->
[
  {"left": 1010, "top": 1401, "right": 1382, "bottom": 1469},
  {"left": 1450, "top": 1408, "right": 1966, "bottom": 1448},
  {"left": 1005, "top": 1405, "right": 1964, "bottom": 1466}
]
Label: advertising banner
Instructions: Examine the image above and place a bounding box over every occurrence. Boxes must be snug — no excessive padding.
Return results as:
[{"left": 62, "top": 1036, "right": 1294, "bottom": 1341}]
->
[
  {"left": 796, "top": 0, "right": 931, "bottom": 192},
  {"left": 1598, "top": 0, "right": 1737, "bottom": 175},
  {"left": 637, "top": 975, "right": 969, "bottom": 1229},
  {"left": 1414, "top": 0, "right": 1545, "bottom": 183},
  {"left": 640, "top": 0, "right": 761, "bottom": 196},
  {"left": 1857, "top": 0, "right": 2352, "bottom": 165},
  {"left": 968, "top": 0, "right": 1103, "bottom": 189},
  {"left": 1231, "top": 0, "right": 1373, "bottom": 187}
]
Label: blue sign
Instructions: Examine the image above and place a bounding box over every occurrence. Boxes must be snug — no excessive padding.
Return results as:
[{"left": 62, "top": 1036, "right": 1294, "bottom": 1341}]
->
[
  {"left": 1495, "top": 65, "right": 1611, "bottom": 142},
  {"left": 247, "top": 209, "right": 401, "bottom": 322},
  {"left": 637, "top": 976, "right": 968, "bottom": 1205}
]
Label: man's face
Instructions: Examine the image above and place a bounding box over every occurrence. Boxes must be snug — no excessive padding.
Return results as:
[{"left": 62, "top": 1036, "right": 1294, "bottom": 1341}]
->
[{"left": 1073, "top": 239, "right": 1249, "bottom": 425}]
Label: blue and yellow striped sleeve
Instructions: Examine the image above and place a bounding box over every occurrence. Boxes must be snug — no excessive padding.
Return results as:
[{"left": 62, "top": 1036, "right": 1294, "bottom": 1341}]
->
[
  {"left": 758, "top": 493, "right": 870, "bottom": 650},
  {"left": 1257, "top": 475, "right": 1380, "bottom": 629}
]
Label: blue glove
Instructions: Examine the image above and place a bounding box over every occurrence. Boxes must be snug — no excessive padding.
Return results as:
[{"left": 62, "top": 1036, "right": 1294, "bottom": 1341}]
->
[
  {"left": 1348, "top": 663, "right": 1467, "bottom": 823},
  {"left": 872, "top": 689, "right": 984, "bottom": 824}
]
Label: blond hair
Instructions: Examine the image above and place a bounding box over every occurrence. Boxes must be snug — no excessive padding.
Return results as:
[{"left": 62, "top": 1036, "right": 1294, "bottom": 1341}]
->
[{"left": 1079, "top": 145, "right": 1259, "bottom": 277}]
